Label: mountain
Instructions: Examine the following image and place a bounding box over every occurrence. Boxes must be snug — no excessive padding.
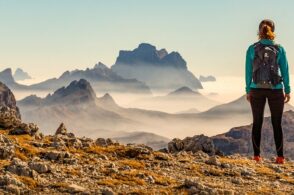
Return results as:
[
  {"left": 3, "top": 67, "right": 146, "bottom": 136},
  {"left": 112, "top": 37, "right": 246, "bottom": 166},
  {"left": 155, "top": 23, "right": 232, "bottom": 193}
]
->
[
  {"left": 111, "top": 43, "right": 203, "bottom": 91},
  {"left": 28, "top": 63, "right": 151, "bottom": 94},
  {"left": 13, "top": 68, "right": 32, "bottom": 81},
  {"left": 18, "top": 79, "right": 143, "bottom": 137},
  {"left": 167, "top": 86, "right": 201, "bottom": 96},
  {"left": 199, "top": 75, "right": 216, "bottom": 82},
  {"left": 130, "top": 86, "right": 220, "bottom": 113}
]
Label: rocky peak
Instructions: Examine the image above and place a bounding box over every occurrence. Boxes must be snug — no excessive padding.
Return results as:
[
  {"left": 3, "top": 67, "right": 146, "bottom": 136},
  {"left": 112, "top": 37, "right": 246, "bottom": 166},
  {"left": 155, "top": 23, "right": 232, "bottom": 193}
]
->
[
  {"left": 0, "top": 82, "right": 20, "bottom": 119},
  {"left": 97, "top": 93, "right": 118, "bottom": 107},
  {"left": 45, "top": 79, "right": 96, "bottom": 104},
  {"left": 114, "top": 43, "right": 187, "bottom": 69},
  {"left": 93, "top": 62, "right": 109, "bottom": 70},
  {"left": 0, "top": 68, "right": 15, "bottom": 85},
  {"left": 55, "top": 123, "right": 68, "bottom": 135},
  {"left": 138, "top": 43, "right": 157, "bottom": 51},
  {"left": 157, "top": 49, "right": 168, "bottom": 59}
]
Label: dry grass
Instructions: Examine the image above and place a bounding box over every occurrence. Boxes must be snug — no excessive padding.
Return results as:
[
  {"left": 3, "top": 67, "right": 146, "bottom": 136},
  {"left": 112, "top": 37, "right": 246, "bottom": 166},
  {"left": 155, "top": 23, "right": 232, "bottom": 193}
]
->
[
  {"left": 51, "top": 182, "right": 70, "bottom": 188},
  {"left": 14, "top": 148, "right": 28, "bottom": 161},
  {"left": 254, "top": 166, "right": 276, "bottom": 177},
  {"left": 63, "top": 167, "right": 82, "bottom": 176},
  {"left": 0, "top": 160, "right": 10, "bottom": 169},
  {"left": 205, "top": 167, "right": 225, "bottom": 176},
  {"left": 85, "top": 145, "right": 126, "bottom": 154},
  {"left": 97, "top": 176, "right": 146, "bottom": 187},
  {"left": 17, "top": 176, "right": 38, "bottom": 188},
  {"left": 118, "top": 159, "right": 145, "bottom": 169},
  {"left": 219, "top": 157, "right": 252, "bottom": 166}
]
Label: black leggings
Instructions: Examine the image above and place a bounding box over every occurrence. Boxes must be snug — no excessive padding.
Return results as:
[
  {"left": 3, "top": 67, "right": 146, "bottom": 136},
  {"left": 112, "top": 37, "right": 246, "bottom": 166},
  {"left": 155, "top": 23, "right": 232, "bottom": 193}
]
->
[{"left": 249, "top": 88, "right": 285, "bottom": 157}]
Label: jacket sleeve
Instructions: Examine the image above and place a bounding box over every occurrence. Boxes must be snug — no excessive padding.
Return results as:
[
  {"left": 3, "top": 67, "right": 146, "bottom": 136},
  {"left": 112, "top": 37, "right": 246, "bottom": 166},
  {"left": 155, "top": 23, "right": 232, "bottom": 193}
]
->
[
  {"left": 278, "top": 46, "right": 291, "bottom": 94},
  {"left": 245, "top": 45, "right": 254, "bottom": 94}
]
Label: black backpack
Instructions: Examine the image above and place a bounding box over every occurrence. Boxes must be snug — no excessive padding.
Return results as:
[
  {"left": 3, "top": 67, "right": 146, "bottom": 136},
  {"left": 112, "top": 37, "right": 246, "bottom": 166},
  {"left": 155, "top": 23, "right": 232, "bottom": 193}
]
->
[{"left": 252, "top": 42, "right": 283, "bottom": 88}]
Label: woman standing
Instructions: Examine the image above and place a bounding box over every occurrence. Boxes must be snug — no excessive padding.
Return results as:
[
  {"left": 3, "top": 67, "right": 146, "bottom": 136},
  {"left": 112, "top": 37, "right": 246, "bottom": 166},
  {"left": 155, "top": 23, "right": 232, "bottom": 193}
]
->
[{"left": 245, "top": 19, "right": 291, "bottom": 164}]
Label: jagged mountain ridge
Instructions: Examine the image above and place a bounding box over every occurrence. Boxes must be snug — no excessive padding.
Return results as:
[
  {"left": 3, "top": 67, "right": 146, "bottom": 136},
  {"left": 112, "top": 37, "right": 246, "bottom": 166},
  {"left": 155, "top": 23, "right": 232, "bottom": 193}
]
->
[
  {"left": 111, "top": 43, "right": 203, "bottom": 90},
  {"left": 29, "top": 63, "right": 152, "bottom": 94},
  {"left": 0, "top": 65, "right": 151, "bottom": 94}
]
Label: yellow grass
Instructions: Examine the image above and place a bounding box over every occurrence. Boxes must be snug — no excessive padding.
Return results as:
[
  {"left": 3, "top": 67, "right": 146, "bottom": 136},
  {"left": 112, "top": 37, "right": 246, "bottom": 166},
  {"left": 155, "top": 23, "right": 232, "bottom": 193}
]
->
[
  {"left": 17, "top": 176, "right": 38, "bottom": 188},
  {"left": 118, "top": 159, "right": 145, "bottom": 169}
]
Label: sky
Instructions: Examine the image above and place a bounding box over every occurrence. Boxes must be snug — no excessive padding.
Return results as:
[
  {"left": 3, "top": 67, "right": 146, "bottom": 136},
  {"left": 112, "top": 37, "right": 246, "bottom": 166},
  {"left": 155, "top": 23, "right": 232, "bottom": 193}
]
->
[{"left": 1, "top": 0, "right": 294, "bottom": 80}]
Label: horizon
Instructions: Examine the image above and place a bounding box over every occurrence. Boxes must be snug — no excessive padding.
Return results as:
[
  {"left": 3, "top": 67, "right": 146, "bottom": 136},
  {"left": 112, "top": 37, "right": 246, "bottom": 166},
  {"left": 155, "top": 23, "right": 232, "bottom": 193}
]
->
[{"left": 1, "top": 0, "right": 294, "bottom": 80}]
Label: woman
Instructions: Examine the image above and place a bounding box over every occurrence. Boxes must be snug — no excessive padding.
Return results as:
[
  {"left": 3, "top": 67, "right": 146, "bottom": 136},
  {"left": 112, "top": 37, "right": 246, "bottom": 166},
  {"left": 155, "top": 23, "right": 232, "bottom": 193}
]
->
[{"left": 245, "top": 19, "right": 291, "bottom": 164}]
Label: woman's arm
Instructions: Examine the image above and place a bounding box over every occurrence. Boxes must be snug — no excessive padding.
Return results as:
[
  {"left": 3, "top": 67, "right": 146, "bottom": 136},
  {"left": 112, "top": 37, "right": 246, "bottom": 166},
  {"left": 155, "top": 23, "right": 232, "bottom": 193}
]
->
[
  {"left": 278, "top": 46, "right": 291, "bottom": 94},
  {"left": 245, "top": 45, "right": 254, "bottom": 94}
]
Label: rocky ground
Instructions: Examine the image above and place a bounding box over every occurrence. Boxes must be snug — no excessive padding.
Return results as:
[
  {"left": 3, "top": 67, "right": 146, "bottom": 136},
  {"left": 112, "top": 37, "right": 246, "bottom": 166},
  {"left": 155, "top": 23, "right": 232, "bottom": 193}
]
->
[{"left": 0, "top": 123, "right": 294, "bottom": 195}]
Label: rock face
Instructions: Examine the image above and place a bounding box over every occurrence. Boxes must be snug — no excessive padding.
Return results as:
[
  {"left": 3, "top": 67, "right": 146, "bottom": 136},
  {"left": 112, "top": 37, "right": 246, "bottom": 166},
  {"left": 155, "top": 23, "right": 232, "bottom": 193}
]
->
[
  {"left": 111, "top": 43, "right": 203, "bottom": 90},
  {"left": 199, "top": 75, "right": 216, "bottom": 82},
  {"left": 0, "top": 82, "right": 41, "bottom": 138},
  {"left": 0, "top": 82, "right": 22, "bottom": 129},
  {"left": 29, "top": 63, "right": 151, "bottom": 94},
  {"left": 13, "top": 68, "right": 32, "bottom": 81},
  {"left": 0, "top": 69, "right": 15, "bottom": 85},
  {"left": 0, "top": 82, "right": 21, "bottom": 119}
]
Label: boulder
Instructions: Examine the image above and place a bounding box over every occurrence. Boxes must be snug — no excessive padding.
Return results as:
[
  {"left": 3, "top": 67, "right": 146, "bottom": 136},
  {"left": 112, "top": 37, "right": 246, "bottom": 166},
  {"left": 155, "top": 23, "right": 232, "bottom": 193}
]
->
[{"left": 168, "top": 134, "right": 216, "bottom": 155}]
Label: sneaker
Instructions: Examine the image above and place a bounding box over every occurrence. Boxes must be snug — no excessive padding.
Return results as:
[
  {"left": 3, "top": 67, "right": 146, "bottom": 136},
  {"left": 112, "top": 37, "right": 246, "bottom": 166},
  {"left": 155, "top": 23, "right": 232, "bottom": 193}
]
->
[
  {"left": 253, "top": 155, "right": 262, "bottom": 162},
  {"left": 275, "top": 156, "right": 285, "bottom": 164}
]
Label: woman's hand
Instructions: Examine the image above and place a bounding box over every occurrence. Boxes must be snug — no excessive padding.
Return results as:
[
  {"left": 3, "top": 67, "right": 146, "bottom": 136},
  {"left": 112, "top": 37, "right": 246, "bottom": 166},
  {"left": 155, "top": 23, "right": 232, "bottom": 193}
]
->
[
  {"left": 246, "top": 93, "right": 251, "bottom": 102},
  {"left": 284, "top": 93, "right": 291, "bottom": 103}
]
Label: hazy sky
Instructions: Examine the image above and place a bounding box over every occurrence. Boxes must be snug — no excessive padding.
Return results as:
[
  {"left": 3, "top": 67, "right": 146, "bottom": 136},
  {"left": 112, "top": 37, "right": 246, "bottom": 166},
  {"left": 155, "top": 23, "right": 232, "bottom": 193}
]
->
[{"left": 1, "top": 0, "right": 294, "bottom": 80}]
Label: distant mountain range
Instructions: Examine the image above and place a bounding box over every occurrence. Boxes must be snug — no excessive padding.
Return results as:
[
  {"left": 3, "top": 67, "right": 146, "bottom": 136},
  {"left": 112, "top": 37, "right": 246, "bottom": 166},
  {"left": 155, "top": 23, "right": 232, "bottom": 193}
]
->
[
  {"left": 0, "top": 64, "right": 152, "bottom": 94},
  {"left": 131, "top": 86, "right": 220, "bottom": 113},
  {"left": 18, "top": 79, "right": 173, "bottom": 147},
  {"left": 111, "top": 43, "right": 203, "bottom": 91},
  {"left": 18, "top": 78, "right": 294, "bottom": 140}
]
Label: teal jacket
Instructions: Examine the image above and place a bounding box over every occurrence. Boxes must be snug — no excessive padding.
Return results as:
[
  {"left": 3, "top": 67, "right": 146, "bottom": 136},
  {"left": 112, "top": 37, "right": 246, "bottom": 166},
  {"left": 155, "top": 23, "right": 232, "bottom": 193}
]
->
[{"left": 245, "top": 39, "right": 291, "bottom": 94}]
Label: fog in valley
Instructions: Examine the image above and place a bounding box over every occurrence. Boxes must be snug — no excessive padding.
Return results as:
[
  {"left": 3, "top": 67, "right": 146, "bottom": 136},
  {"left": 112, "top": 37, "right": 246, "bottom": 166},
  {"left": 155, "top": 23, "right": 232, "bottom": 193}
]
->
[{"left": 11, "top": 75, "right": 294, "bottom": 146}]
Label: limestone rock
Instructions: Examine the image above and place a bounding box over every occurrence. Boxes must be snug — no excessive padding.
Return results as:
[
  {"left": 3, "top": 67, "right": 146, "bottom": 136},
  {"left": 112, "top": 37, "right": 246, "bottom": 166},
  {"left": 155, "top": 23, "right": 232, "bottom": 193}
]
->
[{"left": 168, "top": 134, "right": 216, "bottom": 155}]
